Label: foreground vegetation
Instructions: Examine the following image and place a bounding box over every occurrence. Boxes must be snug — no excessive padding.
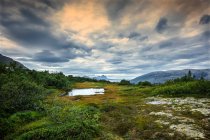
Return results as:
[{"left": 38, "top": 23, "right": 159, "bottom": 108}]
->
[{"left": 0, "top": 63, "right": 210, "bottom": 139}]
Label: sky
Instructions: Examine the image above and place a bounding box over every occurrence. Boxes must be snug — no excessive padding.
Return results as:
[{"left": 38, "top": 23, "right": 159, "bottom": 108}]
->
[{"left": 0, "top": 0, "right": 210, "bottom": 79}]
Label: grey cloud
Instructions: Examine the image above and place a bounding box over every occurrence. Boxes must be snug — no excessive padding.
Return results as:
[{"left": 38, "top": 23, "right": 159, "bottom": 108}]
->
[
  {"left": 199, "top": 15, "right": 210, "bottom": 25},
  {"left": 33, "top": 50, "right": 69, "bottom": 63},
  {"left": 174, "top": 0, "right": 210, "bottom": 16},
  {"left": 118, "top": 33, "right": 126, "bottom": 38},
  {"left": 171, "top": 49, "right": 208, "bottom": 60},
  {"left": 187, "top": 57, "right": 210, "bottom": 65},
  {"left": 155, "top": 18, "right": 168, "bottom": 33},
  {"left": 128, "top": 32, "right": 148, "bottom": 41},
  {"left": 1, "top": 1, "right": 60, "bottom": 47},
  {"left": 61, "top": 67, "right": 97, "bottom": 74},
  {"left": 202, "top": 30, "right": 210, "bottom": 40},
  {"left": 40, "top": 0, "right": 69, "bottom": 9},
  {"left": 94, "top": 42, "right": 115, "bottom": 51},
  {"left": 107, "top": 57, "right": 122, "bottom": 65},
  {"left": 140, "top": 46, "right": 152, "bottom": 52},
  {"left": 118, "top": 32, "right": 148, "bottom": 41},
  {"left": 1, "top": 20, "right": 85, "bottom": 52},
  {"left": 128, "top": 32, "right": 141, "bottom": 39},
  {"left": 18, "top": 50, "right": 70, "bottom": 63},
  {"left": 131, "top": 64, "right": 155, "bottom": 69},
  {"left": 19, "top": 8, "right": 49, "bottom": 26},
  {"left": 159, "top": 41, "right": 173, "bottom": 49},
  {"left": 2, "top": 22, "right": 55, "bottom": 47},
  {"left": 111, "top": 61, "right": 122, "bottom": 65},
  {"left": 89, "top": 33, "right": 110, "bottom": 40},
  {"left": 61, "top": 46, "right": 92, "bottom": 60},
  {"left": 138, "top": 31, "right": 210, "bottom": 64},
  {"left": 104, "top": 0, "right": 131, "bottom": 21},
  {"left": 139, "top": 36, "right": 148, "bottom": 41},
  {"left": 0, "top": 0, "right": 68, "bottom": 11},
  {"left": 0, "top": 0, "right": 92, "bottom": 60}
]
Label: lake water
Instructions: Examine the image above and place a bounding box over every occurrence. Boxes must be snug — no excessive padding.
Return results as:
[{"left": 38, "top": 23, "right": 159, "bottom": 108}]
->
[{"left": 68, "top": 88, "right": 105, "bottom": 96}]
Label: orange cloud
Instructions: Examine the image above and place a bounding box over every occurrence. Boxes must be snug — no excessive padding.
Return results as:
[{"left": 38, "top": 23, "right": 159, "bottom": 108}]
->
[
  {"left": 54, "top": 0, "right": 110, "bottom": 35},
  {"left": 0, "top": 36, "right": 20, "bottom": 49}
]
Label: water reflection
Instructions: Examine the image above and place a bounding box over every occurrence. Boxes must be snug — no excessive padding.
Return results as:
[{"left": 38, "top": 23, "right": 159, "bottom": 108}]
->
[{"left": 68, "top": 88, "right": 105, "bottom": 96}]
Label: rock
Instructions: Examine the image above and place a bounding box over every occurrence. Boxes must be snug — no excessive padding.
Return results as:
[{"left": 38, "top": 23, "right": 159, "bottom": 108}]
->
[
  {"left": 149, "top": 112, "right": 173, "bottom": 117},
  {"left": 173, "top": 116, "right": 195, "bottom": 123},
  {"left": 169, "top": 124, "right": 205, "bottom": 139},
  {"left": 147, "top": 100, "right": 171, "bottom": 105},
  {"left": 146, "top": 97, "right": 210, "bottom": 139},
  {"left": 146, "top": 97, "right": 210, "bottom": 107},
  {"left": 191, "top": 108, "right": 210, "bottom": 116},
  {"left": 155, "top": 120, "right": 170, "bottom": 125}
]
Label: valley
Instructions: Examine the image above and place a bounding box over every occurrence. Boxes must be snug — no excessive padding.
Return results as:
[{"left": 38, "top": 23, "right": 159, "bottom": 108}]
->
[
  {"left": 1, "top": 0, "right": 210, "bottom": 139},
  {"left": 2, "top": 77, "right": 209, "bottom": 139}
]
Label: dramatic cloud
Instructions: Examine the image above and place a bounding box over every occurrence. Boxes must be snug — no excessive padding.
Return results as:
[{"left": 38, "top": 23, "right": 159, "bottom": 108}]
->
[
  {"left": 54, "top": 1, "right": 109, "bottom": 35},
  {"left": 128, "top": 32, "right": 141, "bottom": 39},
  {"left": 104, "top": 0, "right": 131, "bottom": 21},
  {"left": 33, "top": 50, "right": 69, "bottom": 63},
  {"left": 0, "top": 0, "right": 92, "bottom": 63},
  {"left": 155, "top": 18, "right": 168, "bottom": 33},
  {"left": 0, "top": 0, "right": 210, "bottom": 79},
  {"left": 19, "top": 8, "right": 49, "bottom": 26},
  {"left": 199, "top": 15, "right": 210, "bottom": 24}
]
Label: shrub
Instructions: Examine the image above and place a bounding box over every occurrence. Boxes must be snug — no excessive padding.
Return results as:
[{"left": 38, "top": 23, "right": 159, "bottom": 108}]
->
[
  {"left": 0, "top": 80, "right": 46, "bottom": 113},
  {"left": 8, "top": 111, "right": 41, "bottom": 125},
  {"left": 0, "top": 111, "right": 41, "bottom": 138},
  {"left": 119, "top": 80, "right": 131, "bottom": 85},
  {"left": 0, "top": 118, "right": 11, "bottom": 139},
  {"left": 38, "top": 105, "right": 101, "bottom": 139},
  {"left": 138, "top": 81, "right": 152, "bottom": 86},
  {"left": 152, "top": 80, "right": 210, "bottom": 96}
]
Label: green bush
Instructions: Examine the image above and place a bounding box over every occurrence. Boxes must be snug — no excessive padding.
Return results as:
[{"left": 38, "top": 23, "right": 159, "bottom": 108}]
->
[
  {"left": 0, "top": 111, "right": 41, "bottom": 139},
  {"left": 119, "top": 80, "right": 131, "bottom": 85},
  {"left": 17, "top": 121, "right": 99, "bottom": 140},
  {"left": 27, "top": 105, "right": 101, "bottom": 140},
  {"left": 138, "top": 81, "right": 152, "bottom": 86},
  {"left": 9, "top": 111, "right": 41, "bottom": 125},
  {"left": 0, "top": 118, "right": 11, "bottom": 139},
  {"left": 152, "top": 80, "right": 210, "bottom": 96},
  {"left": 5, "top": 106, "right": 100, "bottom": 140},
  {"left": 0, "top": 80, "right": 46, "bottom": 113}
]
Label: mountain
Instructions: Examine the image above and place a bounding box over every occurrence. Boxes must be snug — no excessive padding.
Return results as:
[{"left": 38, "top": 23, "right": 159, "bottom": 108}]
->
[
  {"left": 130, "top": 69, "right": 210, "bottom": 84},
  {"left": 93, "top": 75, "right": 109, "bottom": 81},
  {"left": 0, "top": 54, "right": 27, "bottom": 69}
]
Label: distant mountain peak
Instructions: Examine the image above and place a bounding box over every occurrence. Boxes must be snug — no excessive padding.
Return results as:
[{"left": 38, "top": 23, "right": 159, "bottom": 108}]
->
[
  {"left": 130, "top": 69, "right": 210, "bottom": 84},
  {"left": 93, "top": 75, "right": 109, "bottom": 81}
]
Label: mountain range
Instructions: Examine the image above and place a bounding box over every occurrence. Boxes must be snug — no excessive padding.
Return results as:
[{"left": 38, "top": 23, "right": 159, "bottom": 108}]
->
[
  {"left": 130, "top": 69, "right": 210, "bottom": 84},
  {"left": 1, "top": 54, "right": 209, "bottom": 84},
  {"left": 0, "top": 54, "right": 27, "bottom": 69},
  {"left": 93, "top": 75, "right": 109, "bottom": 81}
]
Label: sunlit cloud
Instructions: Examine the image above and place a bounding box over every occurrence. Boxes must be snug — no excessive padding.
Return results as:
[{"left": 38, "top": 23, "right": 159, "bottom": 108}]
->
[{"left": 54, "top": 0, "right": 110, "bottom": 35}]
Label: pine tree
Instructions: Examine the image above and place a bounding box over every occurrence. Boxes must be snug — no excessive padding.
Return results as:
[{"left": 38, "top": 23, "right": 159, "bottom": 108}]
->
[{"left": 187, "top": 70, "right": 192, "bottom": 78}]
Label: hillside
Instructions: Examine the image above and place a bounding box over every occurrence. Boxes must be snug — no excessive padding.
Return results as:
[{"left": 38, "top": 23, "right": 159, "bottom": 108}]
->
[
  {"left": 0, "top": 54, "right": 27, "bottom": 69},
  {"left": 131, "top": 69, "right": 210, "bottom": 84}
]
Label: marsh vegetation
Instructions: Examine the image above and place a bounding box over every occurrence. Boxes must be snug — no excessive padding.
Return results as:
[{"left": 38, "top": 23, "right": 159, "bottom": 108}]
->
[{"left": 0, "top": 63, "right": 210, "bottom": 140}]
